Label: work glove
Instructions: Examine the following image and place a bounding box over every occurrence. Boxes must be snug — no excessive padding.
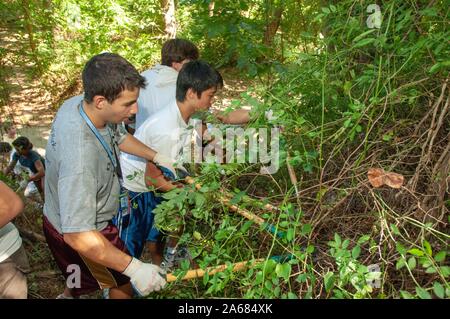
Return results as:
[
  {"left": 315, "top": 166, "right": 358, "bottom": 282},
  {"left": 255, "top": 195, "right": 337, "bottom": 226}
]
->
[
  {"left": 153, "top": 153, "right": 176, "bottom": 177},
  {"left": 19, "top": 179, "right": 28, "bottom": 189},
  {"left": 122, "top": 257, "right": 167, "bottom": 296}
]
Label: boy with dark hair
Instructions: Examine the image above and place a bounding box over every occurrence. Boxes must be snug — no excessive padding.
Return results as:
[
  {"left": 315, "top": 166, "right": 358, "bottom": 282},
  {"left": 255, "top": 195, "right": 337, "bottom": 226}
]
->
[
  {"left": 4, "top": 136, "right": 45, "bottom": 201},
  {"left": 118, "top": 60, "right": 223, "bottom": 270},
  {"left": 135, "top": 38, "right": 249, "bottom": 130},
  {"left": 135, "top": 38, "right": 199, "bottom": 129},
  {"left": 43, "top": 52, "right": 172, "bottom": 299}
]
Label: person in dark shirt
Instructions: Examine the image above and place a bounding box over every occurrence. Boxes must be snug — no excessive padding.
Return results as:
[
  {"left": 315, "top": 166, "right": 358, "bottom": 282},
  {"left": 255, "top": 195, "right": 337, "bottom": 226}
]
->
[{"left": 3, "top": 136, "right": 45, "bottom": 201}]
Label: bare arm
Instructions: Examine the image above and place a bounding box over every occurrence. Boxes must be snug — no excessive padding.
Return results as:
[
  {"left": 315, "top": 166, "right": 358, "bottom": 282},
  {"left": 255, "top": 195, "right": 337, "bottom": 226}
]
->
[
  {"left": 3, "top": 159, "right": 17, "bottom": 176},
  {"left": 63, "top": 230, "right": 132, "bottom": 273},
  {"left": 216, "top": 109, "right": 250, "bottom": 125},
  {"left": 29, "top": 159, "right": 45, "bottom": 182},
  {"left": 0, "top": 181, "right": 24, "bottom": 228},
  {"left": 118, "top": 134, "right": 157, "bottom": 162},
  {"left": 144, "top": 161, "right": 180, "bottom": 192}
]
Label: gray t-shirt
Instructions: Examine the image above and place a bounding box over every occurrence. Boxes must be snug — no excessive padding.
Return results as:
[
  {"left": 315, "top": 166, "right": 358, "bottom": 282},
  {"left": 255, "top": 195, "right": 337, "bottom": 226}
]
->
[{"left": 44, "top": 95, "right": 127, "bottom": 234}]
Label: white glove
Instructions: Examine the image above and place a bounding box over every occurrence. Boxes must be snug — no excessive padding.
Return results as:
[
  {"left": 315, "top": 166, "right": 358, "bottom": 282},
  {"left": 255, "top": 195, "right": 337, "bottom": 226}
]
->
[
  {"left": 19, "top": 179, "right": 28, "bottom": 189},
  {"left": 122, "top": 257, "right": 167, "bottom": 296},
  {"left": 153, "top": 153, "right": 176, "bottom": 176}
]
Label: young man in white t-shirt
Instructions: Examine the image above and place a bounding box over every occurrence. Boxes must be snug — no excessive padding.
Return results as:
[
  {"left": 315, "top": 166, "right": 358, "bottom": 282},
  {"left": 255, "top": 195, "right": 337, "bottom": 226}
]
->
[
  {"left": 135, "top": 38, "right": 199, "bottom": 130},
  {"left": 118, "top": 60, "right": 223, "bottom": 270},
  {"left": 136, "top": 38, "right": 250, "bottom": 131}
]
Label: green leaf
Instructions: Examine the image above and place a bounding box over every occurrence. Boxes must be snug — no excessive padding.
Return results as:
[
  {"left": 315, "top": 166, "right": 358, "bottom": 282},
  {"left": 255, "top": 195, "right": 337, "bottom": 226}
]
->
[
  {"left": 353, "top": 38, "right": 376, "bottom": 48},
  {"left": 440, "top": 266, "right": 450, "bottom": 277},
  {"left": 343, "top": 239, "right": 352, "bottom": 250},
  {"left": 408, "top": 248, "right": 424, "bottom": 257},
  {"left": 324, "top": 272, "right": 335, "bottom": 292},
  {"left": 296, "top": 273, "right": 307, "bottom": 283},
  {"left": 434, "top": 251, "right": 446, "bottom": 263},
  {"left": 286, "top": 228, "right": 295, "bottom": 241},
  {"left": 433, "top": 282, "right": 445, "bottom": 299},
  {"left": 306, "top": 245, "right": 315, "bottom": 254},
  {"left": 407, "top": 257, "right": 416, "bottom": 270},
  {"left": 423, "top": 240, "right": 432, "bottom": 256},
  {"left": 287, "top": 292, "right": 298, "bottom": 299},
  {"left": 383, "top": 134, "right": 392, "bottom": 142},
  {"left": 240, "top": 221, "right": 253, "bottom": 234},
  {"left": 301, "top": 223, "right": 312, "bottom": 235},
  {"left": 352, "top": 245, "right": 361, "bottom": 259},
  {"left": 415, "top": 287, "right": 432, "bottom": 299},
  {"left": 262, "top": 259, "right": 277, "bottom": 276},
  {"left": 396, "top": 243, "right": 407, "bottom": 255},
  {"left": 352, "top": 29, "right": 377, "bottom": 43},
  {"left": 334, "top": 233, "right": 342, "bottom": 246},
  {"left": 275, "top": 263, "right": 292, "bottom": 281},
  {"left": 396, "top": 258, "right": 406, "bottom": 270},
  {"left": 400, "top": 290, "right": 414, "bottom": 299},
  {"left": 425, "top": 266, "right": 437, "bottom": 274},
  {"left": 390, "top": 224, "right": 400, "bottom": 235}
]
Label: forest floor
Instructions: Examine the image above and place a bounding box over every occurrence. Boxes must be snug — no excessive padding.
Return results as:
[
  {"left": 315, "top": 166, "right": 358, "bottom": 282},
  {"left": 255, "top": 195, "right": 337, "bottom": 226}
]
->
[{"left": 1, "top": 27, "right": 255, "bottom": 297}]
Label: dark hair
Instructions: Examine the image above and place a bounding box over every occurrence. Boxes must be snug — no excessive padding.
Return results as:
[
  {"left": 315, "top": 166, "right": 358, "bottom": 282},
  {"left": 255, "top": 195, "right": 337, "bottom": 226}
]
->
[
  {"left": 176, "top": 60, "right": 223, "bottom": 102},
  {"left": 0, "top": 142, "right": 12, "bottom": 154},
  {"left": 12, "top": 136, "right": 32, "bottom": 151},
  {"left": 161, "top": 39, "right": 199, "bottom": 67},
  {"left": 82, "top": 53, "right": 146, "bottom": 103}
]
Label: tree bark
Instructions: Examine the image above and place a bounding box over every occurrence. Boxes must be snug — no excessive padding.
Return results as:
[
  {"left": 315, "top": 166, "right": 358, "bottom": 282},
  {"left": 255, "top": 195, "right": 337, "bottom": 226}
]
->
[
  {"left": 161, "top": 0, "right": 177, "bottom": 39},
  {"left": 208, "top": 1, "right": 215, "bottom": 17},
  {"left": 21, "top": 0, "right": 42, "bottom": 73},
  {"left": 263, "top": 7, "right": 283, "bottom": 47}
]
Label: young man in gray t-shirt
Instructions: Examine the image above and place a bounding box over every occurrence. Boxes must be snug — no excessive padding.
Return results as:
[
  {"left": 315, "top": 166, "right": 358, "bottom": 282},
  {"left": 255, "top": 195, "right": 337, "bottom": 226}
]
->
[{"left": 43, "top": 53, "right": 174, "bottom": 299}]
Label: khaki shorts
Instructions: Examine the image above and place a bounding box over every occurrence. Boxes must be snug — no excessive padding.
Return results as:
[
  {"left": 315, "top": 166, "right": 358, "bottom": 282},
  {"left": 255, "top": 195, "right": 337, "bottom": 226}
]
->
[{"left": 0, "top": 245, "right": 30, "bottom": 299}]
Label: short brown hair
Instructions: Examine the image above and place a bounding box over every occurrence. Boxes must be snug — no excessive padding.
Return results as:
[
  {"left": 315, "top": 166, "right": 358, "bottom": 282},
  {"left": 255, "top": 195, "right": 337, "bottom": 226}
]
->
[
  {"left": 82, "top": 53, "right": 146, "bottom": 103},
  {"left": 161, "top": 39, "right": 199, "bottom": 67}
]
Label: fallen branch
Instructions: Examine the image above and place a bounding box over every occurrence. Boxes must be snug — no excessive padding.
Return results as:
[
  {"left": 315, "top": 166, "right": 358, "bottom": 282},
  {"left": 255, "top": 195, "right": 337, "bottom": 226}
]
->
[{"left": 166, "top": 259, "right": 264, "bottom": 283}]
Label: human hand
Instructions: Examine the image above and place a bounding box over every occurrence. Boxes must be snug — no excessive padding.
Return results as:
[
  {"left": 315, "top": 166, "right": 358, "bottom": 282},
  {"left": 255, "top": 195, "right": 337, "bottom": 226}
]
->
[
  {"left": 153, "top": 153, "right": 176, "bottom": 177},
  {"left": 122, "top": 257, "right": 167, "bottom": 296}
]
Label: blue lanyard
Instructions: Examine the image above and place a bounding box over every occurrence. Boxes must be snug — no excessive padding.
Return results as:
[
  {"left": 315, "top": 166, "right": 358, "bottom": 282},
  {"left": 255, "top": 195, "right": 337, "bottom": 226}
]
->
[{"left": 79, "top": 101, "right": 117, "bottom": 170}]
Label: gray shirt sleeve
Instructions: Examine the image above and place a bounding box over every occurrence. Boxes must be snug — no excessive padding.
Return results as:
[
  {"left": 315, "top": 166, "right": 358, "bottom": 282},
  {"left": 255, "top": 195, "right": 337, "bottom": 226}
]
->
[{"left": 109, "top": 124, "right": 128, "bottom": 145}]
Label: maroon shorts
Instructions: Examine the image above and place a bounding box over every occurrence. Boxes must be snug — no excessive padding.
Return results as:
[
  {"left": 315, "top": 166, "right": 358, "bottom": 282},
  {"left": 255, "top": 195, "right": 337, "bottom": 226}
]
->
[{"left": 43, "top": 216, "right": 130, "bottom": 297}]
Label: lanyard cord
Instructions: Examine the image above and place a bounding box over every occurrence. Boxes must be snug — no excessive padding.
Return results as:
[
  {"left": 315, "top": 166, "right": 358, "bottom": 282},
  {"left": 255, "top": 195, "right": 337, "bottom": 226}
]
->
[{"left": 79, "top": 101, "right": 119, "bottom": 172}]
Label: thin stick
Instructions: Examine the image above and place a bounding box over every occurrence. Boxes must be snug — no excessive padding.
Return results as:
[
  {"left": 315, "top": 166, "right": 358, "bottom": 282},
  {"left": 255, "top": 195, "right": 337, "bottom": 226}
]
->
[
  {"left": 184, "top": 176, "right": 284, "bottom": 238},
  {"left": 286, "top": 153, "right": 300, "bottom": 199}
]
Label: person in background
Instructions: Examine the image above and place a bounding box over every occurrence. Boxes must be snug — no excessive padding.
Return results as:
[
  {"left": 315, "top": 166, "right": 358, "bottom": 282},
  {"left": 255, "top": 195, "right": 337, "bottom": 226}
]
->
[
  {"left": 0, "top": 181, "right": 30, "bottom": 299},
  {"left": 3, "top": 137, "right": 45, "bottom": 202}
]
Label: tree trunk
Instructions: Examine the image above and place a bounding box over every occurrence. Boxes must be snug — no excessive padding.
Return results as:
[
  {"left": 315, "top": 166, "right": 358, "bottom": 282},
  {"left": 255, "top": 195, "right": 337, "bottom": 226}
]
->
[
  {"left": 208, "top": 1, "right": 215, "bottom": 17},
  {"left": 161, "top": 0, "right": 177, "bottom": 39},
  {"left": 21, "top": 0, "right": 42, "bottom": 73},
  {"left": 263, "top": 7, "right": 283, "bottom": 47}
]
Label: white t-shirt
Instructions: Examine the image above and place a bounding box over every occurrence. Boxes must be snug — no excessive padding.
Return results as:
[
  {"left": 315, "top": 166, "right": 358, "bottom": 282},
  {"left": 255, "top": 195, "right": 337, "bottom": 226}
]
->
[
  {"left": 121, "top": 100, "right": 193, "bottom": 192},
  {"left": 0, "top": 223, "right": 22, "bottom": 263},
  {"left": 135, "top": 65, "right": 178, "bottom": 129}
]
